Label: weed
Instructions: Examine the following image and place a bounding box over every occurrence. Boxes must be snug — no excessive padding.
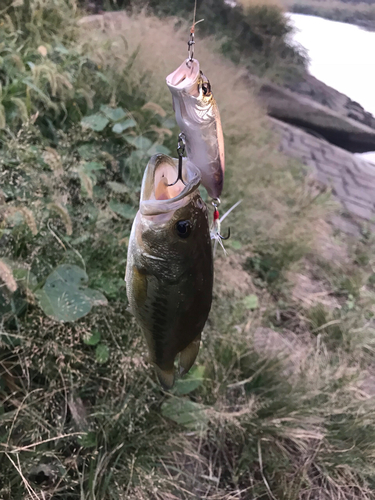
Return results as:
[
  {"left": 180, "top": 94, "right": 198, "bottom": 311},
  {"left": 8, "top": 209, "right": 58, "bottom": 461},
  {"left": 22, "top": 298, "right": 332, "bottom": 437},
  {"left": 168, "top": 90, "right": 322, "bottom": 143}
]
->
[{"left": 97, "top": 0, "right": 307, "bottom": 82}]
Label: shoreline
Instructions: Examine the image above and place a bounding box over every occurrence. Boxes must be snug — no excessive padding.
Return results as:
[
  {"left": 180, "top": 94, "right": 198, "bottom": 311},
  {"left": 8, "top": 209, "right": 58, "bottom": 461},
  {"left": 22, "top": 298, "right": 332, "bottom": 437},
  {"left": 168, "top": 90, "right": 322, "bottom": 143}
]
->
[{"left": 284, "top": 1, "right": 375, "bottom": 32}]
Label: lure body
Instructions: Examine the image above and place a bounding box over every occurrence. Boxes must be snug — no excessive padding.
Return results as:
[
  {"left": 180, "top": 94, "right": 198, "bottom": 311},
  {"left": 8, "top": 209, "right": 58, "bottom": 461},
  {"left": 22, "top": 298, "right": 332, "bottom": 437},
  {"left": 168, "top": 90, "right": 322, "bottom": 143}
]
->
[
  {"left": 166, "top": 58, "right": 225, "bottom": 199},
  {"left": 125, "top": 154, "right": 213, "bottom": 388}
]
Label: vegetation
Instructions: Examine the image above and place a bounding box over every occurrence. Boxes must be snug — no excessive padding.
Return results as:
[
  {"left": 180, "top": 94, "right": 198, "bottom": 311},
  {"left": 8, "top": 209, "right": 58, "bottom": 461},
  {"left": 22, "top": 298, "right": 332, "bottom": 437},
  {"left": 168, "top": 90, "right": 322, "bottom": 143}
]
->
[
  {"left": 94, "top": 0, "right": 307, "bottom": 82},
  {"left": 282, "top": 0, "right": 375, "bottom": 30},
  {"left": 1, "top": 1, "right": 375, "bottom": 499}
]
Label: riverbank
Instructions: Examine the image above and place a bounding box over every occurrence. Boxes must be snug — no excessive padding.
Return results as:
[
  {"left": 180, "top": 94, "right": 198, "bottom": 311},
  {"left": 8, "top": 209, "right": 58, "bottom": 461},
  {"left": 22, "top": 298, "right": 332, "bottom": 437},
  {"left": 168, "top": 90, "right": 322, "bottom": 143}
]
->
[
  {"left": 283, "top": 0, "right": 375, "bottom": 30},
  {"left": 272, "top": 117, "right": 375, "bottom": 235}
]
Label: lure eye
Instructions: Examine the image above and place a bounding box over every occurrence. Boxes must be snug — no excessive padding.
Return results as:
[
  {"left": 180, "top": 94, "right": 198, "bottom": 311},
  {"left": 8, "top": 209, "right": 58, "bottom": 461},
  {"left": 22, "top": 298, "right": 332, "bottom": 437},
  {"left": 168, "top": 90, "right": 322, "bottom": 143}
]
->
[
  {"left": 202, "top": 81, "right": 211, "bottom": 96},
  {"left": 175, "top": 220, "right": 191, "bottom": 238}
]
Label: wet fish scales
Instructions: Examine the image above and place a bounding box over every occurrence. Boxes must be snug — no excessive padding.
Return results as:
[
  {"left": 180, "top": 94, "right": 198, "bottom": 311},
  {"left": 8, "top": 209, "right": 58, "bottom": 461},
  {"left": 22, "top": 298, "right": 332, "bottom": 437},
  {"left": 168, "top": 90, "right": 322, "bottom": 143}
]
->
[{"left": 126, "top": 154, "right": 213, "bottom": 388}]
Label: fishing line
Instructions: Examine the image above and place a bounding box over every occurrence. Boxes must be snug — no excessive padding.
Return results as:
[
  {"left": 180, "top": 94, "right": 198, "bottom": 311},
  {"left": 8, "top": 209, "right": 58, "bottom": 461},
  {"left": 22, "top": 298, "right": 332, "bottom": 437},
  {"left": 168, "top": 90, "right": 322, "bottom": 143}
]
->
[
  {"left": 188, "top": 0, "right": 204, "bottom": 62},
  {"left": 193, "top": 0, "right": 197, "bottom": 30}
]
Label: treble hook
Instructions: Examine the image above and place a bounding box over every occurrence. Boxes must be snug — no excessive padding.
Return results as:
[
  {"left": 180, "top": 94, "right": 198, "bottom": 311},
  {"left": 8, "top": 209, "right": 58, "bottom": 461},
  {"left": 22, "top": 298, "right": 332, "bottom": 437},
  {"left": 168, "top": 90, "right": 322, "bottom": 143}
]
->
[
  {"left": 211, "top": 198, "right": 231, "bottom": 241},
  {"left": 168, "top": 133, "right": 187, "bottom": 187},
  {"left": 219, "top": 227, "right": 230, "bottom": 240}
]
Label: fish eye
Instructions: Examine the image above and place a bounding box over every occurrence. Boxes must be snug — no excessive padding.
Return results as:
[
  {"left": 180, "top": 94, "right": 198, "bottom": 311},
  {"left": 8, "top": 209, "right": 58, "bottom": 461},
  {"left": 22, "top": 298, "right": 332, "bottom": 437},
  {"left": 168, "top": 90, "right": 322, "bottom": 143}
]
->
[
  {"left": 175, "top": 220, "right": 191, "bottom": 238},
  {"left": 202, "top": 81, "right": 211, "bottom": 96}
]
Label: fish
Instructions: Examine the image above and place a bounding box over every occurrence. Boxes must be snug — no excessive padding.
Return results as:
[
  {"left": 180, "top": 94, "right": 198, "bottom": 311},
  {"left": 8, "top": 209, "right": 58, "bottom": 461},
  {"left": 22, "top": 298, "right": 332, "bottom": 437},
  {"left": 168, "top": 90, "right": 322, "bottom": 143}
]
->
[
  {"left": 125, "top": 154, "right": 213, "bottom": 389},
  {"left": 166, "top": 58, "right": 225, "bottom": 200}
]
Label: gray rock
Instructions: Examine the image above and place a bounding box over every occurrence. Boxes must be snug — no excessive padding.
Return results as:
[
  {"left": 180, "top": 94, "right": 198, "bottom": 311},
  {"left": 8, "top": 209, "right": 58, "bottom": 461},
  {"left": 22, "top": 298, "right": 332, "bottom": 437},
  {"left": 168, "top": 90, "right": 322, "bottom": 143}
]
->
[
  {"left": 270, "top": 117, "right": 375, "bottom": 234},
  {"left": 287, "top": 74, "right": 375, "bottom": 131},
  {"left": 258, "top": 82, "right": 375, "bottom": 153}
]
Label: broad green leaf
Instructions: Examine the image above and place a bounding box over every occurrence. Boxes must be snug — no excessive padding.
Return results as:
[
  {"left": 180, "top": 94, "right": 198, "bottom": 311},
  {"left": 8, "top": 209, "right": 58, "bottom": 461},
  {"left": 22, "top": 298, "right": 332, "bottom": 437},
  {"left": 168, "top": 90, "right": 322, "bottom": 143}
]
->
[
  {"left": 243, "top": 294, "right": 259, "bottom": 310},
  {"left": 147, "top": 144, "right": 171, "bottom": 156},
  {"left": 83, "top": 330, "right": 101, "bottom": 346},
  {"left": 125, "top": 135, "right": 152, "bottom": 151},
  {"left": 35, "top": 287, "right": 91, "bottom": 323},
  {"left": 107, "top": 181, "right": 129, "bottom": 193},
  {"left": 77, "top": 144, "right": 100, "bottom": 159},
  {"left": 109, "top": 200, "right": 137, "bottom": 220},
  {"left": 112, "top": 118, "right": 136, "bottom": 134},
  {"left": 83, "top": 289, "right": 108, "bottom": 306},
  {"left": 100, "top": 105, "right": 127, "bottom": 122},
  {"left": 49, "top": 264, "right": 88, "bottom": 286},
  {"left": 124, "top": 150, "right": 146, "bottom": 171},
  {"left": 161, "top": 398, "right": 207, "bottom": 430},
  {"left": 174, "top": 366, "right": 205, "bottom": 395},
  {"left": 81, "top": 114, "right": 109, "bottom": 132},
  {"left": 83, "top": 161, "right": 105, "bottom": 172},
  {"left": 162, "top": 118, "right": 176, "bottom": 129},
  {"left": 35, "top": 264, "right": 106, "bottom": 323},
  {"left": 95, "top": 344, "right": 109, "bottom": 364}
]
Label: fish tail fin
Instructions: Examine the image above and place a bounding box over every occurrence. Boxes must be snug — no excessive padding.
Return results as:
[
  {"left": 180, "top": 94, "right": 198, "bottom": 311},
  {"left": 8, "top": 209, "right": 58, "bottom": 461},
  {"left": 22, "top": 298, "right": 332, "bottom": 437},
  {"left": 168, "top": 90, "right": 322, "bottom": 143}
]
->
[
  {"left": 179, "top": 334, "right": 201, "bottom": 376},
  {"left": 154, "top": 364, "right": 175, "bottom": 390}
]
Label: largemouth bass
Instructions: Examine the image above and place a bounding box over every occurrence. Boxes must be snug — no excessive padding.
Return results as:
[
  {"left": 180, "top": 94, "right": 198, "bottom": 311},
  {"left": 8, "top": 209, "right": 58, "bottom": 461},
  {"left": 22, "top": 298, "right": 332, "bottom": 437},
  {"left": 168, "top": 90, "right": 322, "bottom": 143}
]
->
[
  {"left": 166, "top": 58, "right": 225, "bottom": 200},
  {"left": 125, "top": 154, "right": 213, "bottom": 389}
]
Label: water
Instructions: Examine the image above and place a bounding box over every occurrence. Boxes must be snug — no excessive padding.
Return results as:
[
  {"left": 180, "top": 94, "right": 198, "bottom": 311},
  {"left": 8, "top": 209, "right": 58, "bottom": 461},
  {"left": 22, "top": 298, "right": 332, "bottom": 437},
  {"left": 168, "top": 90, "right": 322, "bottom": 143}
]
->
[{"left": 287, "top": 13, "right": 375, "bottom": 163}]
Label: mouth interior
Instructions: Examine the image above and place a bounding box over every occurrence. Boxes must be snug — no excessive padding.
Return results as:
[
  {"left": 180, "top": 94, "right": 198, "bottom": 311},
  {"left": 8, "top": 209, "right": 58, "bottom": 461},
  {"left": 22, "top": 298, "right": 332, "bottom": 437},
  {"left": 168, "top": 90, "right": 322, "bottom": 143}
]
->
[
  {"left": 167, "top": 60, "right": 199, "bottom": 91},
  {"left": 171, "top": 71, "right": 187, "bottom": 86},
  {"left": 153, "top": 162, "right": 185, "bottom": 201},
  {"left": 170, "top": 68, "right": 188, "bottom": 87}
]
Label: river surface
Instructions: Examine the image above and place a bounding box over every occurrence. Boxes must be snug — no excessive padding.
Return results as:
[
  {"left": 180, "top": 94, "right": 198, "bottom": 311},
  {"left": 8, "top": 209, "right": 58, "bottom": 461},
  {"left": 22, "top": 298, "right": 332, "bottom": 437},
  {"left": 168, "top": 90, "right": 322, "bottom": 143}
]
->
[{"left": 287, "top": 13, "right": 375, "bottom": 163}]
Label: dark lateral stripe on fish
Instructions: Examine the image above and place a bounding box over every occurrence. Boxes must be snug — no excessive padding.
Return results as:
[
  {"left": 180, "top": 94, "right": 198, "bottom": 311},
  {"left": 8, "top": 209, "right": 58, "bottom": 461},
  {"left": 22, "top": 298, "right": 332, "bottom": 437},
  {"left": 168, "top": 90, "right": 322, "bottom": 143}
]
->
[{"left": 151, "top": 295, "right": 171, "bottom": 365}]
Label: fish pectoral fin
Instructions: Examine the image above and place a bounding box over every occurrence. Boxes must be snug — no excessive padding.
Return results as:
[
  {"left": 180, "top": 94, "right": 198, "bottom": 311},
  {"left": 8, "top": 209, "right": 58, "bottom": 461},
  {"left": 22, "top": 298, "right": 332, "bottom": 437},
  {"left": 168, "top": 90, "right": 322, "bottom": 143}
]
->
[
  {"left": 179, "top": 334, "right": 201, "bottom": 376},
  {"left": 154, "top": 364, "right": 175, "bottom": 390}
]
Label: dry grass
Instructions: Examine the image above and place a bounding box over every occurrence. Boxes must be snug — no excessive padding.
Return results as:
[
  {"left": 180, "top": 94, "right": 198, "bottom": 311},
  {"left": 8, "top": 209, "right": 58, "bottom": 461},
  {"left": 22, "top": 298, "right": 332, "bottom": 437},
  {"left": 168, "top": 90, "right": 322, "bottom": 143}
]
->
[{"left": 82, "top": 11, "right": 327, "bottom": 248}]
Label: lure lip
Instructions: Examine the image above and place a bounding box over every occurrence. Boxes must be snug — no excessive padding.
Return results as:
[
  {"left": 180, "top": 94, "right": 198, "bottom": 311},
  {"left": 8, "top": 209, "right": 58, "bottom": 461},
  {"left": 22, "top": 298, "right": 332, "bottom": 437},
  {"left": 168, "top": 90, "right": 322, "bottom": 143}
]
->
[
  {"left": 166, "top": 58, "right": 200, "bottom": 96},
  {"left": 140, "top": 154, "right": 201, "bottom": 217}
]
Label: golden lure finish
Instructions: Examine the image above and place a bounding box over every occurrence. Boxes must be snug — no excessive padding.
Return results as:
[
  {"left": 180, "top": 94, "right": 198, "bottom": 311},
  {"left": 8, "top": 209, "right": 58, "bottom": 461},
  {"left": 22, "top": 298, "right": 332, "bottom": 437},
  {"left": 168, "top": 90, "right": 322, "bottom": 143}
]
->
[{"left": 166, "top": 58, "right": 225, "bottom": 199}]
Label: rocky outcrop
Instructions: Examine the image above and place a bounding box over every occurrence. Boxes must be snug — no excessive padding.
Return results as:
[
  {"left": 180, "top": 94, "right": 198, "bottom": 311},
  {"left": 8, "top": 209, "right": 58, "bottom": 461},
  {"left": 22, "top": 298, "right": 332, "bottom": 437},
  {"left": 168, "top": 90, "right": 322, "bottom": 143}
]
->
[
  {"left": 270, "top": 117, "right": 375, "bottom": 235},
  {"left": 257, "top": 81, "right": 375, "bottom": 153},
  {"left": 287, "top": 74, "right": 375, "bottom": 131}
]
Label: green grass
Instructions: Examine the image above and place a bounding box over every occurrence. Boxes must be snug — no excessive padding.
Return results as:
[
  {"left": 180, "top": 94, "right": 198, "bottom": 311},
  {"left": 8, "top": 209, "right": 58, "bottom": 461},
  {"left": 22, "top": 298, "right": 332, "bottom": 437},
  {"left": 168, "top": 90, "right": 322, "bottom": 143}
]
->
[{"left": 1, "top": 2, "right": 375, "bottom": 499}]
